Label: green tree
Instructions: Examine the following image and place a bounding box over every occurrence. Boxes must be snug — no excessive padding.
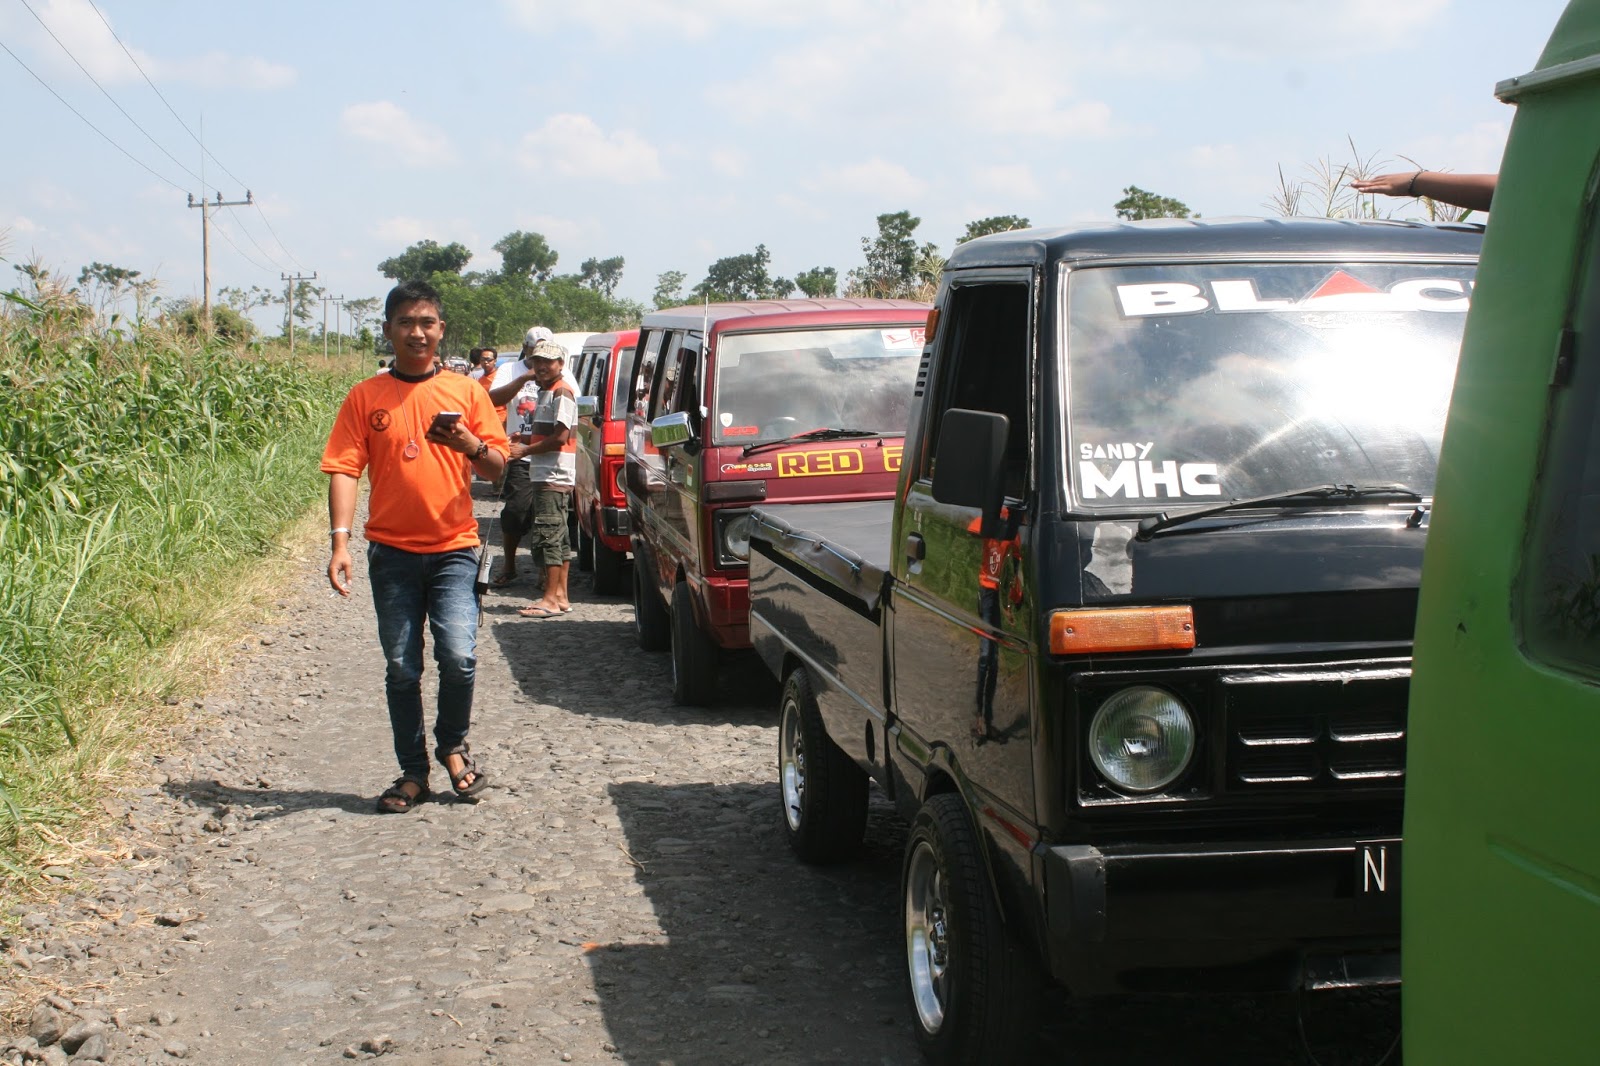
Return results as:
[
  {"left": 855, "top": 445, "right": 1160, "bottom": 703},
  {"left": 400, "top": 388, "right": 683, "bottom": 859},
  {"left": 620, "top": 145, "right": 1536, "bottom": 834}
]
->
[
  {"left": 692, "top": 244, "right": 793, "bottom": 302},
  {"left": 795, "top": 266, "right": 838, "bottom": 298},
  {"left": 957, "top": 215, "right": 1031, "bottom": 244},
  {"left": 344, "top": 296, "right": 382, "bottom": 336},
  {"left": 847, "top": 211, "right": 940, "bottom": 299},
  {"left": 378, "top": 239, "right": 473, "bottom": 281},
  {"left": 218, "top": 284, "right": 274, "bottom": 315},
  {"left": 277, "top": 278, "right": 324, "bottom": 336},
  {"left": 578, "top": 255, "right": 626, "bottom": 299},
  {"left": 77, "top": 261, "right": 141, "bottom": 322},
  {"left": 494, "top": 230, "right": 559, "bottom": 284},
  {"left": 1114, "top": 186, "right": 1195, "bottom": 220},
  {"left": 653, "top": 270, "right": 686, "bottom": 309},
  {"left": 166, "top": 298, "right": 254, "bottom": 343}
]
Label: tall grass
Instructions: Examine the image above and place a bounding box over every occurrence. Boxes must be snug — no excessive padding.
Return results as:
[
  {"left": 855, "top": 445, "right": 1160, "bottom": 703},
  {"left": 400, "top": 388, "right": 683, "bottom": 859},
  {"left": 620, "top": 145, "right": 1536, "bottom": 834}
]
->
[{"left": 0, "top": 292, "right": 351, "bottom": 880}]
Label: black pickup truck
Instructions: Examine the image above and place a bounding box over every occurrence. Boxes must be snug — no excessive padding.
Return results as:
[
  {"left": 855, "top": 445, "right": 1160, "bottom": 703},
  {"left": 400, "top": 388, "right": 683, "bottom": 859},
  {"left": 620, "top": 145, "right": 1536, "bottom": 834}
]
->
[{"left": 748, "top": 217, "right": 1481, "bottom": 1063}]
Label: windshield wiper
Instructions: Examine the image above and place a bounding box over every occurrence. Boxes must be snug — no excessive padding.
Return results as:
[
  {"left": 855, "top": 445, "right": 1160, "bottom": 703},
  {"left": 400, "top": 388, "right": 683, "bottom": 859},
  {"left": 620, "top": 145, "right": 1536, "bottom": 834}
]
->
[
  {"left": 742, "top": 427, "right": 880, "bottom": 457},
  {"left": 1134, "top": 483, "right": 1425, "bottom": 541}
]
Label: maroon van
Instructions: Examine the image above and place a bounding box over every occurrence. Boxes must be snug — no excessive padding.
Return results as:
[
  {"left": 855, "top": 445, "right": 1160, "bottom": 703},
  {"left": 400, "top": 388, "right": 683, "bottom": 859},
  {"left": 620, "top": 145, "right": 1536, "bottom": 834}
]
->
[{"left": 624, "top": 298, "right": 929, "bottom": 704}]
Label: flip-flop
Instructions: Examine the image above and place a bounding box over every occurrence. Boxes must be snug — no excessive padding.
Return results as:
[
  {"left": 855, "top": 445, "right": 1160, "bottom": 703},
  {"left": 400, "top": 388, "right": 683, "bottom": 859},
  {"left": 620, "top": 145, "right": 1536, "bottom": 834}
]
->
[
  {"left": 559, "top": 606, "right": 573, "bottom": 613},
  {"left": 517, "top": 605, "right": 560, "bottom": 618},
  {"left": 489, "top": 572, "right": 517, "bottom": 588}
]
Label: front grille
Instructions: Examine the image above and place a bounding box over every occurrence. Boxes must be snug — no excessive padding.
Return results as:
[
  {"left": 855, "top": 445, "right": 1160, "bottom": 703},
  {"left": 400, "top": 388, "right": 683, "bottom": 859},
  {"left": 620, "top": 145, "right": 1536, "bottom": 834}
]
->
[{"left": 1222, "top": 667, "right": 1408, "bottom": 792}]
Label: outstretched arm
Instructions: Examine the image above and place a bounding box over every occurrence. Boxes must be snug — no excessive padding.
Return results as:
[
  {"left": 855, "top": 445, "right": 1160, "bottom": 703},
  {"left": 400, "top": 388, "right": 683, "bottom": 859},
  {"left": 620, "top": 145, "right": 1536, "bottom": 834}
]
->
[
  {"left": 327, "top": 473, "right": 359, "bottom": 596},
  {"left": 1351, "top": 170, "right": 1495, "bottom": 212}
]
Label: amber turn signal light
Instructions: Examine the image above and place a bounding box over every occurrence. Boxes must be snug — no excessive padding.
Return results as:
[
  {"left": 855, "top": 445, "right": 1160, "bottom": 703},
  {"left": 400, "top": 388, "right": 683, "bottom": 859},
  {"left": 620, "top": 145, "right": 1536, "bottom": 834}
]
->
[
  {"left": 1050, "top": 606, "right": 1196, "bottom": 655},
  {"left": 925, "top": 307, "right": 940, "bottom": 344}
]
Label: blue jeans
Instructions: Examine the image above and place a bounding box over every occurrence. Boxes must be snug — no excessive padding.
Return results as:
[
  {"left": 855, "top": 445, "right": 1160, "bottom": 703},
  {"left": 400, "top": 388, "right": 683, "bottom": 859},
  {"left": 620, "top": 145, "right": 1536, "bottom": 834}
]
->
[{"left": 366, "top": 542, "right": 480, "bottom": 781}]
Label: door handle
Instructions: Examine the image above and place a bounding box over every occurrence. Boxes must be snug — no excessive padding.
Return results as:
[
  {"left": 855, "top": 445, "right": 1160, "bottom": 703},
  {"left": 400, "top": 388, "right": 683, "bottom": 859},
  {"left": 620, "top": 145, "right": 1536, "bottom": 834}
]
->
[{"left": 905, "top": 533, "right": 925, "bottom": 561}]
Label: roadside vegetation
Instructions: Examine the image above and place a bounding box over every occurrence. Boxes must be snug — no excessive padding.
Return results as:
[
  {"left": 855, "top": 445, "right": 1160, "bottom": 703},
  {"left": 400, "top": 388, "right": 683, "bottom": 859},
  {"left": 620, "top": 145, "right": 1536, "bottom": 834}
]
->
[{"left": 0, "top": 261, "right": 351, "bottom": 888}]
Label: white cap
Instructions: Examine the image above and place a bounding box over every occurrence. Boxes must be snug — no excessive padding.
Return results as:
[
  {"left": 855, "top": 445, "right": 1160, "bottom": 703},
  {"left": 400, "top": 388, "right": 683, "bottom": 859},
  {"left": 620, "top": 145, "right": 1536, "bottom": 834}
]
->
[{"left": 522, "top": 326, "right": 554, "bottom": 347}]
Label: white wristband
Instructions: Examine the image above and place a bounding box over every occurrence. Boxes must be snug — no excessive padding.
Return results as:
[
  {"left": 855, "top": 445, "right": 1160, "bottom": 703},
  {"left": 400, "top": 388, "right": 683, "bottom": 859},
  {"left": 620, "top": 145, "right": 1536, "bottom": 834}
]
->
[{"left": 330, "top": 527, "right": 352, "bottom": 537}]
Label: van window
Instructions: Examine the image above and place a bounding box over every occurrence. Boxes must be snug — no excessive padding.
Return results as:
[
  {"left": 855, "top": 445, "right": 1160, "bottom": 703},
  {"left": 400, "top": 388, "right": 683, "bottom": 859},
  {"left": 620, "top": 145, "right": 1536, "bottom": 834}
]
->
[
  {"left": 922, "top": 282, "right": 1031, "bottom": 493},
  {"left": 632, "top": 330, "right": 666, "bottom": 419},
  {"left": 649, "top": 331, "right": 684, "bottom": 419},
  {"left": 1521, "top": 206, "right": 1600, "bottom": 676},
  {"left": 609, "top": 347, "right": 637, "bottom": 421},
  {"left": 711, "top": 325, "right": 923, "bottom": 445},
  {"left": 1066, "top": 261, "right": 1474, "bottom": 509}
]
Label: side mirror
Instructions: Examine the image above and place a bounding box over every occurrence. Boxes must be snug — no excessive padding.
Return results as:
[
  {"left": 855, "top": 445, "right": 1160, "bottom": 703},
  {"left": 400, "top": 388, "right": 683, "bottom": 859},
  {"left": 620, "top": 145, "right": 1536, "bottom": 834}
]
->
[
  {"left": 932, "top": 408, "right": 1008, "bottom": 536},
  {"left": 577, "top": 395, "right": 599, "bottom": 419},
  {"left": 650, "top": 411, "right": 697, "bottom": 450}
]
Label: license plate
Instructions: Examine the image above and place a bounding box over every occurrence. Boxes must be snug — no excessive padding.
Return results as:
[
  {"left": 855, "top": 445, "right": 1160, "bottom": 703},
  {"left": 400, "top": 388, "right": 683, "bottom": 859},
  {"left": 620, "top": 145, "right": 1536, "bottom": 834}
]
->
[{"left": 1355, "top": 840, "right": 1401, "bottom": 913}]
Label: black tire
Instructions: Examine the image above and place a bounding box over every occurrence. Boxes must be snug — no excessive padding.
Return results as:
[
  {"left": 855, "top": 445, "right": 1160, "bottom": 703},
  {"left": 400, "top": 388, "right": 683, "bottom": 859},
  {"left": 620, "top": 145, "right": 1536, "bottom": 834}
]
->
[
  {"left": 670, "top": 581, "right": 720, "bottom": 705},
  {"left": 778, "top": 668, "right": 868, "bottom": 863},
  {"left": 632, "top": 559, "right": 670, "bottom": 652},
  {"left": 565, "top": 500, "right": 580, "bottom": 565},
  {"left": 575, "top": 517, "right": 595, "bottom": 572},
  {"left": 902, "top": 793, "right": 1041, "bottom": 1066},
  {"left": 593, "top": 526, "right": 626, "bottom": 597}
]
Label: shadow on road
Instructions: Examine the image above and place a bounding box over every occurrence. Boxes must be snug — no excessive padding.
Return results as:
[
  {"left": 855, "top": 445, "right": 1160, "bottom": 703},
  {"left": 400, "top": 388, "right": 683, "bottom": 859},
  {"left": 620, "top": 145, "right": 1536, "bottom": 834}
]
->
[
  {"left": 159, "top": 778, "right": 377, "bottom": 819},
  {"left": 586, "top": 778, "right": 918, "bottom": 1066}
]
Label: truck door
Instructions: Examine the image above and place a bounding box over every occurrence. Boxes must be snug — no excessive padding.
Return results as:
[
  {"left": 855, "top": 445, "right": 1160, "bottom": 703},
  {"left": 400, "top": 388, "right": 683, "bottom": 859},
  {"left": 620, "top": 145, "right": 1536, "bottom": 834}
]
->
[
  {"left": 892, "top": 275, "right": 1037, "bottom": 818},
  {"left": 650, "top": 332, "right": 704, "bottom": 564},
  {"left": 1405, "top": 108, "right": 1600, "bottom": 1058}
]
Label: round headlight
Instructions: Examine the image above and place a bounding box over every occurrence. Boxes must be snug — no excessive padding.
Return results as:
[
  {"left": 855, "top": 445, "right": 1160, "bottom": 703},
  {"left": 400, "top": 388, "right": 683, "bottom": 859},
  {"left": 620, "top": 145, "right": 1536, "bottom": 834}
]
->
[
  {"left": 1089, "top": 686, "right": 1196, "bottom": 793},
  {"left": 722, "top": 513, "right": 752, "bottom": 561},
  {"left": 614, "top": 464, "right": 626, "bottom": 497}
]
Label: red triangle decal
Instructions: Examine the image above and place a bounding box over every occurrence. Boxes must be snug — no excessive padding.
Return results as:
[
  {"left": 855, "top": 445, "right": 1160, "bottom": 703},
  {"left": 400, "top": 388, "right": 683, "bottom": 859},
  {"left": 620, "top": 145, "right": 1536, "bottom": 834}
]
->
[{"left": 1306, "top": 270, "right": 1381, "bottom": 300}]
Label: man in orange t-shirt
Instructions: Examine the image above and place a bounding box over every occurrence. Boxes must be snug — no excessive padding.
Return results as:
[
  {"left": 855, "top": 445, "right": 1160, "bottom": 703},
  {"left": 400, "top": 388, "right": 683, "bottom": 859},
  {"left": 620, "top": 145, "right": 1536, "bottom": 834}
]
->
[{"left": 322, "top": 280, "right": 509, "bottom": 814}]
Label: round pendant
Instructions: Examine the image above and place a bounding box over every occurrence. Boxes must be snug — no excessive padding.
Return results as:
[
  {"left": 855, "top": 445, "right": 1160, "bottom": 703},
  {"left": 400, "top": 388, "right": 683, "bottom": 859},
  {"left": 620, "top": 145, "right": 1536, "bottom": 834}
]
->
[{"left": 403, "top": 441, "right": 420, "bottom": 460}]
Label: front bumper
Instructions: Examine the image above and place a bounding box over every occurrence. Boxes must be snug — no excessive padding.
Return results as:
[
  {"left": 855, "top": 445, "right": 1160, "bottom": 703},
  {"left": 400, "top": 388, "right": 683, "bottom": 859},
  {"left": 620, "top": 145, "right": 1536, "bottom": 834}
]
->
[{"left": 1041, "top": 836, "right": 1400, "bottom": 993}]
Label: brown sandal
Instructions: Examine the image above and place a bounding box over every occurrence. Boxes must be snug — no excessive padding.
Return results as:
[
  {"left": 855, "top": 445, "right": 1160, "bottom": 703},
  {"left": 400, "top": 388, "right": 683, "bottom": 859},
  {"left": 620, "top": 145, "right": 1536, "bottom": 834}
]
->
[
  {"left": 436, "top": 743, "right": 489, "bottom": 800},
  {"left": 376, "top": 775, "right": 429, "bottom": 814}
]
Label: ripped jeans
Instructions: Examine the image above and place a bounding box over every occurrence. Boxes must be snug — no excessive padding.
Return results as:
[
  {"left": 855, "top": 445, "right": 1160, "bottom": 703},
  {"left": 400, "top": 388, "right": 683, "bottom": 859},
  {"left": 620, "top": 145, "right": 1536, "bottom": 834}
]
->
[{"left": 366, "top": 542, "right": 480, "bottom": 781}]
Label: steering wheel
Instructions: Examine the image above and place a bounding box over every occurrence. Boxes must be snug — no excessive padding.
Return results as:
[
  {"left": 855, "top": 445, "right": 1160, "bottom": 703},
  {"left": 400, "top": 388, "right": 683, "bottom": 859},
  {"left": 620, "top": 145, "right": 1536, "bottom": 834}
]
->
[{"left": 761, "top": 417, "right": 800, "bottom": 438}]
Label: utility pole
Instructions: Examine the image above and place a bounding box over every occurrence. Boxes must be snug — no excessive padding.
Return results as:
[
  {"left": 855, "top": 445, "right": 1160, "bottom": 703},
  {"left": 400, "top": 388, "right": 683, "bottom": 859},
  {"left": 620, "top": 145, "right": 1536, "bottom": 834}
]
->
[
  {"left": 322, "top": 293, "right": 337, "bottom": 359},
  {"left": 332, "top": 295, "right": 346, "bottom": 357},
  {"left": 186, "top": 190, "right": 252, "bottom": 332},
  {"left": 280, "top": 271, "right": 316, "bottom": 356}
]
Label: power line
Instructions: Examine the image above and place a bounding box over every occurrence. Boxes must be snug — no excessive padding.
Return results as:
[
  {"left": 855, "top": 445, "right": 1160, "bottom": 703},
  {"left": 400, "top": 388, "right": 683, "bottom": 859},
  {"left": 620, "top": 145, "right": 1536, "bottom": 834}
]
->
[
  {"left": 81, "top": 0, "right": 245, "bottom": 190},
  {"left": 224, "top": 205, "right": 289, "bottom": 273},
  {"left": 0, "top": 35, "right": 186, "bottom": 193},
  {"left": 81, "top": 0, "right": 308, "bottom": 272},
  {"left": 16, "top": 0, "right": 206, "bottom": 187},
  {"left": 206, "top": 207, "right": 273, "bottom": 275}
]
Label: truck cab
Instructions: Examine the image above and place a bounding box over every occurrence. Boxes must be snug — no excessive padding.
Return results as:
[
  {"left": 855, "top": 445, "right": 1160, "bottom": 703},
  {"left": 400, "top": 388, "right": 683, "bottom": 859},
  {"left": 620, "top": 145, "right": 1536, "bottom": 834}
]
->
[
  {"left": 1406, "top": 2, "right": 1600, "bottom": 1060},
  {"left": 624, "top": 298, "right": 928, "bottom": 705},
  {"left": 749, "top": 218, "right": 1481, "bottom": 1062}
]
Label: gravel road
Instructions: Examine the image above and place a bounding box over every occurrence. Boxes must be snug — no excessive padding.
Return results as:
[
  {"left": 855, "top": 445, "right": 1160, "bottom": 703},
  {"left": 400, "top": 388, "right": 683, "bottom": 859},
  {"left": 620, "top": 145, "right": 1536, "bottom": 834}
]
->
[{"left": 2, "top": 483, "right": 1403, "bottom": 1065}]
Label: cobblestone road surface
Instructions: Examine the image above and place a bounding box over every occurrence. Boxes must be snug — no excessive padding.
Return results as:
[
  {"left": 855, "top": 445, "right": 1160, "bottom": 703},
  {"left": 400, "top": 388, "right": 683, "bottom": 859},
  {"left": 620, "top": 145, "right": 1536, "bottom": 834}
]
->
[{"left": 3, "top": 485, "right": 1403, "bottom": 1065}]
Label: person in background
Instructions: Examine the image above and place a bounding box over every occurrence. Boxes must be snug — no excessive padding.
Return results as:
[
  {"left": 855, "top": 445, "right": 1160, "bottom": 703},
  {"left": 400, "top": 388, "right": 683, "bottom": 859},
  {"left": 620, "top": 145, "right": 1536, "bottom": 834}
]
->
[
  {"left": 510, "top": 340, "right": 578, "bottom": 618},
  {"left": 1351, "top": 169, "right": 1496, "bottom": 212},
  {"left": 322, "top": 279, "right": 509, "bottom": 813},
  {"left": 485, "top": 327, "right": 556, "bottom": 587},
  {"left": 469, "top": 347, "right": 497, "bottom": 381}
]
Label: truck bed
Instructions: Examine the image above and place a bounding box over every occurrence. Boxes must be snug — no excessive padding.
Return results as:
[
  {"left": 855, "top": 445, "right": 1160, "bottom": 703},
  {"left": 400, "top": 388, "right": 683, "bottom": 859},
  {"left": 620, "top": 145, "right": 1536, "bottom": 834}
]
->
[{"left": 748, "top": 500, "right": 893, "bottom": 748}]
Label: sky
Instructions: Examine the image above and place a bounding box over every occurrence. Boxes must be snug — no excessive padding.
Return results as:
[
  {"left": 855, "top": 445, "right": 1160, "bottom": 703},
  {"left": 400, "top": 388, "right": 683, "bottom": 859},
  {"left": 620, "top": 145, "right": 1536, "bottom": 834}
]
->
[{"left": 0, "top": 0, "right": 1573, "bottom": 331}]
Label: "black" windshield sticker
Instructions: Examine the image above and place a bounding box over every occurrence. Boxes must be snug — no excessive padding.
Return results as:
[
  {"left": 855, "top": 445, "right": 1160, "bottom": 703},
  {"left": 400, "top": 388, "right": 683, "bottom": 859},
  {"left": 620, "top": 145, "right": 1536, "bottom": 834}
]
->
[{"left": 1116, "top": 273, "right": 1471, "bottom": 318}]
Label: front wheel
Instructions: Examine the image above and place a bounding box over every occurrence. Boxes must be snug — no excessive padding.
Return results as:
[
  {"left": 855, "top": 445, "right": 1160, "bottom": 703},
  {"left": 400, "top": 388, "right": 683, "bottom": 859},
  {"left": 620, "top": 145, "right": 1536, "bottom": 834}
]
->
[
  {"left": 632, "top": 558, "right": 670, "bottom": 652},
  {"left": 779, "top": 668, "right": 868, "bottom": 863},
  {"left": 903, "top": 793, "right": 1040, "bottom": 1065},
  {"left": 670, "top": 581, "right": 719, "bottom": 705}
]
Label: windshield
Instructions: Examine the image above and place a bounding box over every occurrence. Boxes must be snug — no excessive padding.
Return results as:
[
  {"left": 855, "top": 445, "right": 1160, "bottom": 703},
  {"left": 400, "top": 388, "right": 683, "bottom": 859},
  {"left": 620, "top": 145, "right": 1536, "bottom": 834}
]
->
[
  {"left": 1066, "top": 261, "right": 1475, "bottom": 510},
  {"left": 710, "top": 325, "right": 923, "bottom": 445}
]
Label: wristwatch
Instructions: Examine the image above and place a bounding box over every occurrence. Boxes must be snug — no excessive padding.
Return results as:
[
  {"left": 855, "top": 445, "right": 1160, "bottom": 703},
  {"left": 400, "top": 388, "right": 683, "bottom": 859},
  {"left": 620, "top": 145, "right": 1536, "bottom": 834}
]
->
[{"left": 471, "top": 441, "right": 489, "bottom": 461}]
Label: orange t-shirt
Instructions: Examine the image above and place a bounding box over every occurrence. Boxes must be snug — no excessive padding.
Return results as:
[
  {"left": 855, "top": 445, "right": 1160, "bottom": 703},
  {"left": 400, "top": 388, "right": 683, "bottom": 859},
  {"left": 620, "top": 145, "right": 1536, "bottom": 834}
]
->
[{"left": 321, "top": 370, "right": 510, "bottom": 553}]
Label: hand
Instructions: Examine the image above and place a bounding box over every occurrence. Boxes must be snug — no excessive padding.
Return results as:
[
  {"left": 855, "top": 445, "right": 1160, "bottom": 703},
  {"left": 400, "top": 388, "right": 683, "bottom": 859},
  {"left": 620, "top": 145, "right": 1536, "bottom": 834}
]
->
[
  {"left": 508, "top": 440, "right": 535, "bottom": 460},
  {"left": 328, "top": 545, "right": 353, "bottom": 597},
  {"left": 426, "top": 418, "right": 478, "bottom": 454},
  {"left": 1350, "top": 171, "right": 1419, "bottom": 198}
]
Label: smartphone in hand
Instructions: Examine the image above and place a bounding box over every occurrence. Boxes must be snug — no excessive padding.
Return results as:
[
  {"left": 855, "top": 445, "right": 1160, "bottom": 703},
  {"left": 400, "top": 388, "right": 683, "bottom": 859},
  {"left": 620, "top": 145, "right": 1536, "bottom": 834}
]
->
[{"left": 429, "top": 411, "right": 463, "bottom": 434}]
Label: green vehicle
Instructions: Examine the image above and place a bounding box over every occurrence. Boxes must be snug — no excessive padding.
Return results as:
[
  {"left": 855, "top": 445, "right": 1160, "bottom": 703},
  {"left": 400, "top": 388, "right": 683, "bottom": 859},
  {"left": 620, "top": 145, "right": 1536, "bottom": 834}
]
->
[{"left": 1405, "top": 2, "right": 1600, "bottom": 1060}]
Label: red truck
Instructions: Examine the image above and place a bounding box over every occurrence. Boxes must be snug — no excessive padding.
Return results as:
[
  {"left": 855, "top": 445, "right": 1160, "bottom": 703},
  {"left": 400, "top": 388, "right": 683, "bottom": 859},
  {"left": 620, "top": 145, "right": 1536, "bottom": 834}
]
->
[
  {"left": 573, "top": 329, "right": 639, "bottom": 596},
  {"left": 624, "top": 298, "right": 929, "bottom": 704}
]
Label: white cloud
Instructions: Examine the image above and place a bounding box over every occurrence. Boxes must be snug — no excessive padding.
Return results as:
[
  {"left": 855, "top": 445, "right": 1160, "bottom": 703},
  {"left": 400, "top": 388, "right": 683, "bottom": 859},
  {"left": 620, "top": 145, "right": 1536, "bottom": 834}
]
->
[
  {"left": 517, "top": 115, "right": 663, "bottom": 182},
  {"left": 371, "top": 216, "right": 436, "bottom": 246},
  {"left": 8, "top": 216, "right": 43, "bottom": 235},
  {"left": 15, "top": 0, "right": 294, "bottom": 89},
  {"left": 809, "top": 158, "right": 928, "bottom": 201},
  {"left": 512, "top": 213, "right": 587, "bottom": 249},
  {"left": 501, "top": 0, "right": 811, "bottom": 38},
  {"left": 973, "top": 164, "right": 1041, "bottom": 200},
  {"left": 709, "top": 147, "right": 748, "bottom": 178},
  {"left": 341, "top": 102, "right": 458, "bottom": 166},
  {"left": 1408, "top": 120, "right": 1512, "bottom": 175}
]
